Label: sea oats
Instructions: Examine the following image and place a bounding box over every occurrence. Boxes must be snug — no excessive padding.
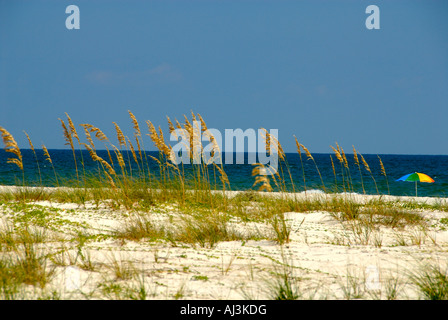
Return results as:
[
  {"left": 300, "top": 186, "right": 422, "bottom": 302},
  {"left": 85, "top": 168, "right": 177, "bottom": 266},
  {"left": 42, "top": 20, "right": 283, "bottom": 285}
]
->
[
  {"left": 260, "top": 128, "right": 271, "bottom": 155},
  {"left": 360, "top": 154, "right": 371, "bottom": 173},
  {"left": 127, "top": 137, "right": 139, "bottom": 165},
  {"left": 166, "top": 116, "right": 177, "bottom": 140},
  {"left": 160, "top": 129, "right": 171, "bottom": 156},
  {"left": 353, "top": 146, "right": 366, "bottom": 194},
  {"left": 330, "top": 145, "right": 344, "bottom": 164},
  {"left": 42, "top": 145, "right": 52, "bottom": 164},
  {"left": 24, "top": 131, "right": 35, "bottom": 152},
  {"left": 301, "top": 144, "right": 314, "bottom": 161},
  {"left": 341, "top": 147, "right": 349, "bottom": 169},
  {"left": 0, "top": 126, "right": 23, "bottom": 171},
  {"left": 378, "top": 155, "right": 390, "bottom": 194},
  {"left": 183, "top": 115, "right": 192, "bottom": 134},
  {"left": 106, "top": 146, "right": 114, "bottom": 166},
  {"left": 80, "top": 124, "right": 96, "bottom": 149},
  {"left": 148, "top": 154, "right": 162, "bottom": 166},
  {"left": 359, "top": 152, "right": 379, "bottom": 193},
  {"left": 42, "top": 144, "right": 59, "bottom": 186},
  {"left": 260, "top": 128, "right": 285, "bottom": 161},
  {"left": 147, "top": 120, "right": 170, "bottom": 155},
  {"left": 213, "top": 163, "right": 230, "bottom": 187},
  {"left": 81, "top": 142, "right": 116, "bottom": 175},
  {"left": 112, "top": 145, "right": 126, "bottom": 170},
  {"left": 294, "top": 136, "right": 301, "bottom": 156},
  {"left": 202, "top": 129, "right": 220, "bottom": 162},
  {"left": 113, "top": 122, "right": 127, "bottom": 148},
  {"left": 252, "top": 163, "right": 273, "bottom": 192},
  {"left": 135, "top": 136, "right": 143, "bottom": 159},
  {"left": 24, "top": 130, "right": 42, "bottom": 184},
  {"left": 301, "top": 142, "right": 326, "bottom": 193},
  {"left": 65, "top": 113, "right": 80, "bottom": 144},
  {"left": 378, "top": 155, "right": 386, "bottom": 177},
  {"left": 294, "top": 135, "right": 307, "bottom": 192},
  {"left": 190, "top": 110, "right": 197, "bottom": 123},
  {"left": 59, "top": 118, "right": 74, "bottom": 150},
  {"left": 198, "top": 113, "right": 208, "bottom": 132},
  {"left": 175, "top": 118, "right": 182, "bottom": 130},
  {"left": 330, "top": 154, "right": 336, "bottom": 178},
  {"left": 101, "top": 158, "right": 116, "bottom": 176},
  {"left": 128, "top": 110, "right": 141, "bottom": 137},
  {"left": 90, "top": 126, "right": 109, "bottom": 142},
  {"left": 104, "top": 171, "right": 117, "bottom": 189},
  {"left": 60, "top": 117, "right": 80, "bottom": 181}
]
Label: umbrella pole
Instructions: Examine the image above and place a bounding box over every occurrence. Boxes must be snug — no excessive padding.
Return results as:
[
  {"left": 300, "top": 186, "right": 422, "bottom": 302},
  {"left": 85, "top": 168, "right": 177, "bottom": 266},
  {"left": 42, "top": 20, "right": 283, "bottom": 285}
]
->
[{"left": 415, "top": 181, "right": 418, "bottom": 197}]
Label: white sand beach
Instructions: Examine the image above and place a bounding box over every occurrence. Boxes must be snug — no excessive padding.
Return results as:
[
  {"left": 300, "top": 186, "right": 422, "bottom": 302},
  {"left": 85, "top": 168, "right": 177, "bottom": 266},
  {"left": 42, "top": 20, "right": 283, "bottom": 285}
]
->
[{"left": 1, "top": 186, "right": 448, "bottom": 300}]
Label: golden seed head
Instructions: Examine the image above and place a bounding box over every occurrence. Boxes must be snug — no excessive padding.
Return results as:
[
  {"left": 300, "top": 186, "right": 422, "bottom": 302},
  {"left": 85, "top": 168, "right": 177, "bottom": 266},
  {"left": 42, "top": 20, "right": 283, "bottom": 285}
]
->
[
  {"left": 24, "top": 131, "right": 35, "bottom": 152},
  {"left": 59, "top": 118, "right": 74, "bottom": 150},
  {"left": 301, "top": 144, "right": 314, "bottom": 161},
  {"left": 113, "top": 122, "right": 126, "bottom": 147},
  {"left": 330, "top": 145, "right": 343, "bottom": 163},
  {"left": 0, "top": 126, "right": 23, "bottom": 170},
  {"left": 42, "top": 145, "right": 52, "bottom": 164},
  {"left": 378, "top": 155, "right": 387, "bottom": 176},
  {"left": 65, "top": 113, "right": 80, "bottom": 143},
  {"left": 353, "top": 145, "right": 359, "bottom": 166},
  {"left": 128, "top": 110, "right": 141, "bottom": 137},
  {"left": 360, "top": 154, "right": 371, "bottom": 173},
  {"left": 294, "top": 136, "right": 302, "bottom": 156}
]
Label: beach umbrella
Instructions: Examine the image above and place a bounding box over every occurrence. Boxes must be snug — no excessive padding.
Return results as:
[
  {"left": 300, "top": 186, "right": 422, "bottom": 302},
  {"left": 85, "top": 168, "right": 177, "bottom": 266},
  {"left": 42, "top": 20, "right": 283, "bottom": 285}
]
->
[{"left": 396, "top": 172, "right": 434, "bottom": 197}]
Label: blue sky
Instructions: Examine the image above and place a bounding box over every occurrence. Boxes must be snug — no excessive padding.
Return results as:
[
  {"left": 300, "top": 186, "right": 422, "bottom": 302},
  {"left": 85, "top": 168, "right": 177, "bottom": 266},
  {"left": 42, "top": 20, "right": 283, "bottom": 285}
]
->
[{"left": 1, "top": 0, "right": 447, "bottom": 155}]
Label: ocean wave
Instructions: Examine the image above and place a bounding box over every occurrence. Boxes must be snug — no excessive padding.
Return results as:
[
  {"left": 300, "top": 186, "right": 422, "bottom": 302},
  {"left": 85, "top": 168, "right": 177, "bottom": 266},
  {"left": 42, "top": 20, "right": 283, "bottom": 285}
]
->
[
  {"left": 338, "top": 192, "right": 361, "bottom": 196},
  {"left": 300, "top": 189, "right": 325, "bottom": 194}
]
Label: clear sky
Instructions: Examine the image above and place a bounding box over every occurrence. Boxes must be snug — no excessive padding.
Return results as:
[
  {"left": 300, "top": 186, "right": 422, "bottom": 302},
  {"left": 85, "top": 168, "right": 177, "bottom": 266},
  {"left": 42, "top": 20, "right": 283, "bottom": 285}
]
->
[{"left": 1, "top": 0, "right": 447, "bottom": 155}]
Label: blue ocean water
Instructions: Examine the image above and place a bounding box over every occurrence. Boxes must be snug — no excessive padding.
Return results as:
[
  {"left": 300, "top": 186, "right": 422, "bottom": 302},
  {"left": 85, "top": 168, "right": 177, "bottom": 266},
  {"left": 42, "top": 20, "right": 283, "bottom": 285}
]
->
[{"left": 1, "top": 149, "right": 448, "bottom": 198}]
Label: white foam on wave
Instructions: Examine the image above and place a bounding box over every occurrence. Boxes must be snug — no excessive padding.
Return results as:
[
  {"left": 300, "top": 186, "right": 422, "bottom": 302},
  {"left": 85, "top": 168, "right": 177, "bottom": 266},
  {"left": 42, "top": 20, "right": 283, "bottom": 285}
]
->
[
  {"left": 338, "top": 192, "right": 361, "bottom": 196},
  {"left": 300, "top": 189, "right": 325, "bottom": 194}
]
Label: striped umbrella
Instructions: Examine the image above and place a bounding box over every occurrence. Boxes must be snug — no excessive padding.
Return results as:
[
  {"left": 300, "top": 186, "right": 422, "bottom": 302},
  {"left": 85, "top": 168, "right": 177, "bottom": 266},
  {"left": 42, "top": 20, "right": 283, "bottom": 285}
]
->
[{"left": 396, "top": 172, "right": 434, "bottom": 197}]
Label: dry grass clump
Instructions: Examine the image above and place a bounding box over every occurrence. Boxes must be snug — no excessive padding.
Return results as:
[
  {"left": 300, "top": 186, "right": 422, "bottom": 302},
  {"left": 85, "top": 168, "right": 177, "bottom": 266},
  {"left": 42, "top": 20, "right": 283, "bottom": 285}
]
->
[
  {"left": 408, "top": 262, "right": 448, "bottom": 300},
  {"left": 0, "top": 222, "right": 57, "bottom": 299}
]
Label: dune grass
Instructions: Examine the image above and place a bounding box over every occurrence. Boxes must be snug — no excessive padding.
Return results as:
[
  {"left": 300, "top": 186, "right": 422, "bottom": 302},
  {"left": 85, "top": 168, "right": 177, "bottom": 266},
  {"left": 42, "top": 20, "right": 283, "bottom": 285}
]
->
[
  {"left": 0, "top": 111, "right": 446, "bottom": 299},
  {"left": 0, "top": 111, "right": 439, "bottom": 249}
]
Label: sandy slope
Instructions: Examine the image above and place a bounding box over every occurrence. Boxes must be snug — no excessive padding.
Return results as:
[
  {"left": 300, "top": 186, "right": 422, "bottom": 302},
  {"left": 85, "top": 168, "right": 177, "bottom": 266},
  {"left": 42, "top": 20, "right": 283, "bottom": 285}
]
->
[{"left": 1, "top": 186, "right": 448, "bottom": 300}]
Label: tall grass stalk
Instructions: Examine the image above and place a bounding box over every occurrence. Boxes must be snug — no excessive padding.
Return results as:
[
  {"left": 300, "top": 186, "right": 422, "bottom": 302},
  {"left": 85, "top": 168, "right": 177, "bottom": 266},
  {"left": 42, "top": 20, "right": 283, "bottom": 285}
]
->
[
  {"left": 0, "top": 126, "right": 24, "bottom": 186},
  {"left": 42, "top": 145, "right": 59, "bottom": 187},
  {"left": 59, "top": 118, "right": 79, "bottom": 185},
  {"left": 360, "top": 153, "right": 379, "bottom": 194},
  {"left": 24, "top": 131, "right": 42, "bottom": 186},
  {"left": 65, "top": 113, "right": 87, "bottom": 186},
  {"left": 353, "top": 146, "right": 365, "bottom": 194},
  {"left": 294, "top": 136, "right": 307, "bottom": 194},
  {"left": 331, "top": 144, "right": 347, "bottom": 193},
  {"left": 378, "top": 155, "right": 390, "bottom": 195},
  {"left": 301, "top": 143, "right": 326, "bottom": 193}
]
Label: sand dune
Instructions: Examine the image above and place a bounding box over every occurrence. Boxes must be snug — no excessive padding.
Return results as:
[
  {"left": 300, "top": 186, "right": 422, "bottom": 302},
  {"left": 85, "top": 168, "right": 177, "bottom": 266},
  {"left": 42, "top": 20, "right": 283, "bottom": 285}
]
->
[{"left": 1, "top": 186, "right": 447, "bottom": 300}]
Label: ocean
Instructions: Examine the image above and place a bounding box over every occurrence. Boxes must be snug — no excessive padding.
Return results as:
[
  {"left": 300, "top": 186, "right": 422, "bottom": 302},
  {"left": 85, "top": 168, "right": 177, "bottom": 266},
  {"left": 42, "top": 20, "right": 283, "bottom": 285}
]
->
[{"left": 1, "top": 149, "right": 448, "bottom": 198}]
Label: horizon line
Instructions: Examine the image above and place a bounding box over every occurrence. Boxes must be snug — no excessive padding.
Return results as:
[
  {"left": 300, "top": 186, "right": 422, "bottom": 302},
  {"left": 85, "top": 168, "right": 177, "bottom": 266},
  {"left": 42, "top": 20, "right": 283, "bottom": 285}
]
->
[{"left": 3, "top": 148, "right": 448, "bottom": 157}]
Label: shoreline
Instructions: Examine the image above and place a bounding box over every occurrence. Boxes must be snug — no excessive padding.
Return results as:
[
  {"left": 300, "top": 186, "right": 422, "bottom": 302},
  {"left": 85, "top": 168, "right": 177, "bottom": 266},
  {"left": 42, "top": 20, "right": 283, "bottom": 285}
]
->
[{"left": 1, "top": 184, "right": 447, "bottom": 206}]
